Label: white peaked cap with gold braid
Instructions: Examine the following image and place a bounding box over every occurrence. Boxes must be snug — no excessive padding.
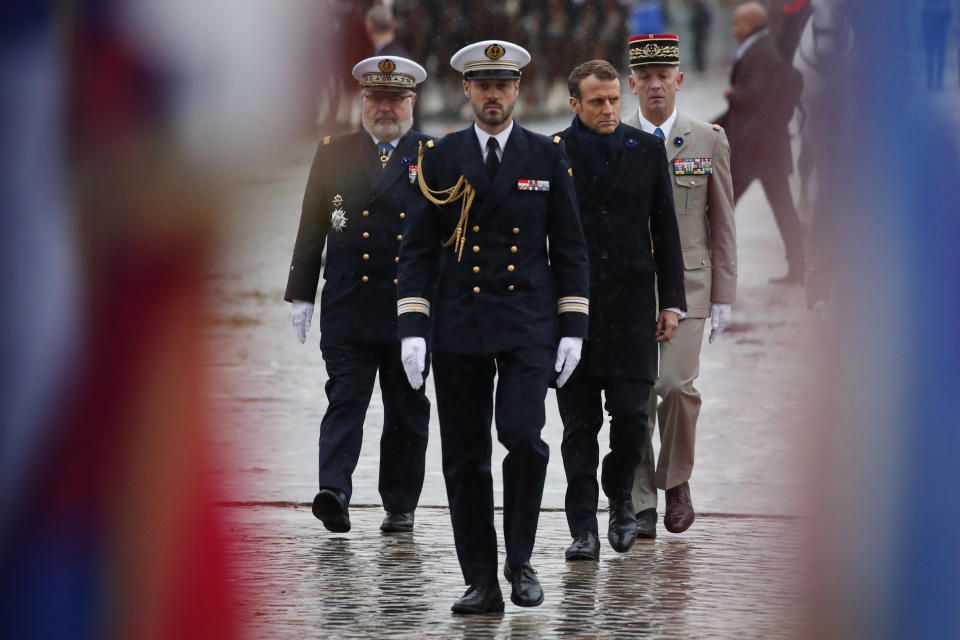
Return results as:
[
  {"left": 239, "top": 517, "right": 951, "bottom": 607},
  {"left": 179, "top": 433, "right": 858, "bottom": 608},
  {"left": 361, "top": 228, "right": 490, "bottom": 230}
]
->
[{"left": 450, "top": 40, "right": 531, "bottom": 80}]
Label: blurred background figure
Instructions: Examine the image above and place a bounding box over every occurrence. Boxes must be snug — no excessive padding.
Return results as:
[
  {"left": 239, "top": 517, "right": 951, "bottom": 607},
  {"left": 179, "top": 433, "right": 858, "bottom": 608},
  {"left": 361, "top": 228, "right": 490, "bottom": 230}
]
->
[
  {"left": 716, "top": 1, "right": 805, "bottom": 284},
  {"left": 921, "top": 0, "right": 953, "bottom": 91},
  {"left": 630, "top": 0, "right": 667, "bottom": 37},
  {"left": 313, "top": 0, "right": 367, "bottom": 132},
  {"left": 689, "top": 0, "right": 714, "bottom": 72},
  {"left": 366, "top": 4, "right": 408, "bottom": 56}
]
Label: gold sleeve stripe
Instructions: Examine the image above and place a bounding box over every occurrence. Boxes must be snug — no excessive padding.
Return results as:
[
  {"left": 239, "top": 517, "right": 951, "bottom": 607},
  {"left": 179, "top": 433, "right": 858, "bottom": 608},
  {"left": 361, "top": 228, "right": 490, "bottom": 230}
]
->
[
  {"left": 558, "top": 296, "right": 590, "bottom": 314},
  {"left": 398, "top": 297, "right": 431, "bottom": 316},
  {"left": 558, "top": 304, "right": 590, "bottom": 315}
]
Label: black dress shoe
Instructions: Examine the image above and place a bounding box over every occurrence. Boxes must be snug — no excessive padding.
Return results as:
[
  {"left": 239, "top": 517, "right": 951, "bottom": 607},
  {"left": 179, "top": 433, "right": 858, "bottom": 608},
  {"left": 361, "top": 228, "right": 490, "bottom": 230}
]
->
[
  {"left": 635, "top": 507, "right": 657, "bottom": 540},
  {"left": 380, "top": 511, "right": 414, "bottom": 533},
  {"left": 664, "top": 481, "right": 695, "bottom": 533},
  {"left": 565, "top": 530, "right": 600, "bottom": 561},
  {"left": 608, "top": 498, "right": 638, "bottom": 553},
  {"left": 451, "top": 582, "right": 504, "bottom": 614},
  {"left": 503, "top": 561, "right": 544, "bottom": 607},
  {"left": 311, "top": 488, "right": 350, "bottom": 532}
]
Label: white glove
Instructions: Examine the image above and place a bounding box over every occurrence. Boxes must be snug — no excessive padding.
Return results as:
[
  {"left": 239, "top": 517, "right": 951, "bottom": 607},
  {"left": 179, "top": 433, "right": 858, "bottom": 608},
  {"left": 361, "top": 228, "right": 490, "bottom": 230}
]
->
[
  {"left": 709, "top": 303, "right": 731, "bottom": 344},
  {"left": 291, "top": 300, "right": 314, "bottom": 344},
  {"left": 401, "top": 337, "right": 426, "bottom": 389},
  {"left": 554, "top": 336, "right": 583, "bottom": 388}
]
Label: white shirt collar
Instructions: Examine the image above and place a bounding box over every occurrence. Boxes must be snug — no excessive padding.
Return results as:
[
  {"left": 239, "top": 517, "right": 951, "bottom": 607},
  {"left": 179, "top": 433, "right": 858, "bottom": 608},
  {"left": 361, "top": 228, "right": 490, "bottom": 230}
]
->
[
  {"left": 734, "top": 27, "right": 768, "bottom": 62},
  {"left": 635, "top": 106, "right": 678, "bottom": 142},
  {"left": 367, "top": 132, "right": 402, "bottom": 158},
  {"left": 474, "top": 120, "right": 514, "bottom": 161}
]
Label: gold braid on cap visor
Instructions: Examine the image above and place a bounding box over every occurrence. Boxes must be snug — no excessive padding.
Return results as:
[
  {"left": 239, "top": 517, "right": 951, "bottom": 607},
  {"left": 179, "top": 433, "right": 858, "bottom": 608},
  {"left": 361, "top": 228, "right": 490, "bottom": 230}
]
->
[
  {"left": 463, "top": 60, "right": 520, "bottom": 72},
  {"left": 415, "top": 141, "right": 475, "bottom": 262},
  {"left": 359, "top": 72, "right": 417, "bottom": 89},
  {"left": 629, "top": 43, "right": 680, "bottom": 63}
]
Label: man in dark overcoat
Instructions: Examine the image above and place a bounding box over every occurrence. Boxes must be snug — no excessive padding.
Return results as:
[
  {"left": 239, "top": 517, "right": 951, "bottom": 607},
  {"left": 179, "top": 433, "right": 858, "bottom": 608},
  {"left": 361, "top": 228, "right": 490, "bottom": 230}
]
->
[
  {"left": 397, "top": 40, "right": 590, "bottom": 614},
  {"left": 285, "top": 56, "right": 432, "bottom": 535},
  {"left": 554, "top": 59, "right": 686, "bottom": 561},
  {"left": 716, "top": 1, "right": 805, "bottom": 284}
]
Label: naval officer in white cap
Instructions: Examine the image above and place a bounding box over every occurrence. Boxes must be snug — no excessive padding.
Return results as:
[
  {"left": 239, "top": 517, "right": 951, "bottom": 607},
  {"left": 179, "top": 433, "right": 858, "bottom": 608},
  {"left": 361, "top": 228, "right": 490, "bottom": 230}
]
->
[
  {"left": 397, "top": 40, "right": 590, "bottom": 614},
  {"left": 285, "top": 56, "right": 433, "bottom": 536}
]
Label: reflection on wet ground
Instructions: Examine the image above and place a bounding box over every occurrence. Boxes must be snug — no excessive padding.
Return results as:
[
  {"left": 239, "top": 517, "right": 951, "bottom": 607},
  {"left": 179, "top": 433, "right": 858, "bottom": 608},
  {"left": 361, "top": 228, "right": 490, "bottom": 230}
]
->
[{"left": 226, "top": 506, "right": 808, "bottom": 639}]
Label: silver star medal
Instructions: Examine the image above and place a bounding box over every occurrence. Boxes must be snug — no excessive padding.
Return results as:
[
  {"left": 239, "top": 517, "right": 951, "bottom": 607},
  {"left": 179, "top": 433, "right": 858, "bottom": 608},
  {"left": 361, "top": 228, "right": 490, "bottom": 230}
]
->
[{"left": 330, "top": 194, "right": 347, "bottom": 232}]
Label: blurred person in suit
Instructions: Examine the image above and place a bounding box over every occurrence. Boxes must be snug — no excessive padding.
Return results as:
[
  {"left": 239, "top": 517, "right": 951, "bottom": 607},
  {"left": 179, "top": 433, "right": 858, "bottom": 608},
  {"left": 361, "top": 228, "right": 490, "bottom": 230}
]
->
[
  {"left": 285, "top": 55, "right": 432, "bottom": 535},
  {"left": 624, "top": 34, "right": 737, "bottom": 537},
  {"left": 690, "top": 0, "right": 713, "bottom": 73},
  {"left": 716, "top": 1, "right": 804, "bottom": 284}
]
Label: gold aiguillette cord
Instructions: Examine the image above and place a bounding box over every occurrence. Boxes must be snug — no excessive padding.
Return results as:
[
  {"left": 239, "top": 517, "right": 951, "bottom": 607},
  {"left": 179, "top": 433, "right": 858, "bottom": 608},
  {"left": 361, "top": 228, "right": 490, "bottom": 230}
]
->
[{"left": 416, "top": 141, "right": 475, "bottom": 262}]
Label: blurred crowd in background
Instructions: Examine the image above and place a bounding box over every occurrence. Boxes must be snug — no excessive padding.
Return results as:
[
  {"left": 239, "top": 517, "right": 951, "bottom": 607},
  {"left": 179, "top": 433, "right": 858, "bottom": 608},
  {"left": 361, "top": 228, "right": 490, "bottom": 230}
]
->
[{"left": 313, "top": 0, "right": 734, "bottom": 127}]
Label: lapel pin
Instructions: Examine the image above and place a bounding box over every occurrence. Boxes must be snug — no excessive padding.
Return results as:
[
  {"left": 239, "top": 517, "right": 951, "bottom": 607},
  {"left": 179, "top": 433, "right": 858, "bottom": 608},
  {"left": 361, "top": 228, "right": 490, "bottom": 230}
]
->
[
  {"left": 673, "top": 136, "right": 684, "bottom": 147},
  {"left": 401, "top": 155, "right": 411, "bottom": 165},
  {"left": 625, "top": 137, "right": 638, "bottom": 148}
]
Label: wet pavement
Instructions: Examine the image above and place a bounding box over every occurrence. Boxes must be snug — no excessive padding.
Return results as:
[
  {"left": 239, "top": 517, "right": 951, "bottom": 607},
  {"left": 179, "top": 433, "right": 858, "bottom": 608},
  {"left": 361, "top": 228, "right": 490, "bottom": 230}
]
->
[
  {"left": 207, "top": 70, "right": 819, "bottom": 637},
  {"left": 225, "top": 505, "right": 809, "bottom": 639}
]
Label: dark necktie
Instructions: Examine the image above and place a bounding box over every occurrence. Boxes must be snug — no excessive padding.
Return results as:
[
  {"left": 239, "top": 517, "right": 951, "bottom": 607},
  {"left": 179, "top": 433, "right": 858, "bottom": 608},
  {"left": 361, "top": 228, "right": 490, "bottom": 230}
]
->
[
  {"left": 377, "top": 141, "right": 394, "bottom": 167},
  {"left": 485, "top": 137, "right": 500, "bottom": 182}
]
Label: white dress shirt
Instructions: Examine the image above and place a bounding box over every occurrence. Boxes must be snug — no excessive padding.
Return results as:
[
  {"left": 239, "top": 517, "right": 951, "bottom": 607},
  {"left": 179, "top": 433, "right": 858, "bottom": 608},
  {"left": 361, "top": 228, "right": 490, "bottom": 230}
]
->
[
  {"left": 474, "top": 120, "right": 513, "bottom": 162},
  {"left": 635, "top": 106, "right": 678, "bottom": 142}
]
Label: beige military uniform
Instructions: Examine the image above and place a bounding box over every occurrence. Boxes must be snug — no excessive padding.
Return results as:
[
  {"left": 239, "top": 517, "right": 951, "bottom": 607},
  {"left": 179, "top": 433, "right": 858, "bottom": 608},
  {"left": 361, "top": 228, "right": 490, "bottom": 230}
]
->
[{"left": 623, "top": 110, "right": 737, "bottom": 510}]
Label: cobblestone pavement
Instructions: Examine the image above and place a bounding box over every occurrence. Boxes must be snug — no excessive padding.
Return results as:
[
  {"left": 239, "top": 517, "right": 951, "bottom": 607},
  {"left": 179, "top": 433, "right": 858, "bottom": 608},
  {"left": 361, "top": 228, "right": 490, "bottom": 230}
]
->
[{"left": 225, "top": 505, "right": 810, "bottom": 640}]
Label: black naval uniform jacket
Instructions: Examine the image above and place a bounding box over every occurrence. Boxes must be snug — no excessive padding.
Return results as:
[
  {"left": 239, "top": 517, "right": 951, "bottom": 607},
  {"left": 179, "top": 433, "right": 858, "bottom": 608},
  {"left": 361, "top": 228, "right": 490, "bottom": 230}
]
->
[
  {"left": 397, "top": 124, "right": 590, "bottom": 354},
  {"left": 285, "top": 129, "right": 433, "bottom": 346},
  {"left": 556, "top": 122, "right": 686, "bottom": 379}
]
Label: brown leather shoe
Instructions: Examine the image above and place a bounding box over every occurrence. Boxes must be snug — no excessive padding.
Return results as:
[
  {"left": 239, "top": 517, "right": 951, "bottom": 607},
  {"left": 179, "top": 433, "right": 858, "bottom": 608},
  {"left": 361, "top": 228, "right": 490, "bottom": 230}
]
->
[{"left": 663, "top": 482, "right": 695, "bottom": 533}]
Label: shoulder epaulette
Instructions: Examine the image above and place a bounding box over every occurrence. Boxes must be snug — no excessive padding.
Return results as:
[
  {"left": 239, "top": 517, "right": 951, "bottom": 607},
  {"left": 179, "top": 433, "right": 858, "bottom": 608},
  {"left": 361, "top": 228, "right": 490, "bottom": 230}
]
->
[
  {"left": 322, "top": 135, "right": 332, "bottom": 145},
  {"left": 553, "top": 135, "right": 562, "bottom": 144},
  {"left": 426, "top": 139, "right": 435, "bottom": 148}
]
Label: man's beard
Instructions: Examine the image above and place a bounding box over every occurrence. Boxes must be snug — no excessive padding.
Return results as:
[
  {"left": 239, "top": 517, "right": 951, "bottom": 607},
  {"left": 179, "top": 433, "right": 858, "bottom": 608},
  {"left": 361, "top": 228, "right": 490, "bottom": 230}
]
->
[
  {"left": 474, "top": 98, "right": 515, "bottom": 127},
  {"left": 362, "top": 113, "right": 412, "bottom": 141}
]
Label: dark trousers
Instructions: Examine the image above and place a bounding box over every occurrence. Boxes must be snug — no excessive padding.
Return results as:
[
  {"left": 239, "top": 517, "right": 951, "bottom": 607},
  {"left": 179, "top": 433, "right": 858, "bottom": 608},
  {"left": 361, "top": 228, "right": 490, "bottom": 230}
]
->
[
  {"left": 317, "top": 339, "right": 430, "bottom": 512},
  {"left": 432, "top": 346, "right": 553, "bottom": 586},
  {"left": 557, "top": 373, "right": 652, "bottom": 538},
  {"left": 733, "top": 167, "right": 806, "bottom": 273}
]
